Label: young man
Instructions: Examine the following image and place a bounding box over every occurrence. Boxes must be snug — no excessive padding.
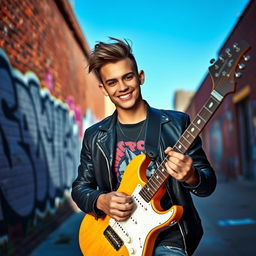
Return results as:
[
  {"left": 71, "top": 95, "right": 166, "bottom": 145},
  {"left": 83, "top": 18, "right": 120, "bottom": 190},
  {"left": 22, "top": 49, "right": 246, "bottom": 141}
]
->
[{"left": 72, "top": 38, "right": 216, "bottom": 256}]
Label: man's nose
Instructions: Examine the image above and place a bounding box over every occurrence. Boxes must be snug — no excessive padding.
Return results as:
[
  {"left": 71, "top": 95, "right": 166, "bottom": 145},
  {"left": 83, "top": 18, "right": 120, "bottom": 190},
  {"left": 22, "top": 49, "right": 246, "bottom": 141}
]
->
[{"left": 118, "top": 80, "right": 128, "bottom": 91}]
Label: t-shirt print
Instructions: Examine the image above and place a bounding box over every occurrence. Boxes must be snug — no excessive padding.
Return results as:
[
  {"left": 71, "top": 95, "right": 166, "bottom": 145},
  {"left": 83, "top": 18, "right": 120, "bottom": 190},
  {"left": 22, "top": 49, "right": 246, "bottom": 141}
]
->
[{"left": 114, "top": 139, "right": 157, "bottom": 183}]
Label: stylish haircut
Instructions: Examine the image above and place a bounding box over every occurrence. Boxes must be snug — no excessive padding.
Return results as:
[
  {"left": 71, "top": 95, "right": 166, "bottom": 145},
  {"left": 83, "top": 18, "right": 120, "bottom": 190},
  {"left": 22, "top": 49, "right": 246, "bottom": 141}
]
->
[{"left": 88, "top": 37, "right": 138, "bottom": 82}]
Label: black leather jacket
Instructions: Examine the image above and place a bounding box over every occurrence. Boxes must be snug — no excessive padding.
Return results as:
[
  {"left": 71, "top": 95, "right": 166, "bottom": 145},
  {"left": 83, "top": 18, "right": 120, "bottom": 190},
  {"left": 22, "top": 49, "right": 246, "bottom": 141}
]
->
[{"left": 72, "top": 105, "right": 216, "bottom": 255}]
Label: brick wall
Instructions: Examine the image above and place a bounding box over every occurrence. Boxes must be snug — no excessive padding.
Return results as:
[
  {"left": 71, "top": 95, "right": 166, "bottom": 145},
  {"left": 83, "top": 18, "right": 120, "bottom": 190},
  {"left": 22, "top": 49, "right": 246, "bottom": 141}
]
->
[{"left": 0, "top": 0, "right": 105, "bottom": 255}]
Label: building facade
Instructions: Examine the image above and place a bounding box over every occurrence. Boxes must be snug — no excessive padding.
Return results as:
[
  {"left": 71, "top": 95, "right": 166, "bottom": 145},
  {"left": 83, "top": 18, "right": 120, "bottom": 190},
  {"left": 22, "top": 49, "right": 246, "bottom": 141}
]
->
[
  {"left": 174, "top": 90, "right": 195, "bottom": 112},
  {"left": 186, "top": 0, "right": 256, "bottom": 181}
]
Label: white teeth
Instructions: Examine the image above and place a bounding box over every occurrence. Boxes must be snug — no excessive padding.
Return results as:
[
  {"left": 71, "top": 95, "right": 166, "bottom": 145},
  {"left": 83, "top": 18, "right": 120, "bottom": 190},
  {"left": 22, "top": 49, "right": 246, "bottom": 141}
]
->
[{"left": 119, "top": 94, "right": 130, "bottom": 99}]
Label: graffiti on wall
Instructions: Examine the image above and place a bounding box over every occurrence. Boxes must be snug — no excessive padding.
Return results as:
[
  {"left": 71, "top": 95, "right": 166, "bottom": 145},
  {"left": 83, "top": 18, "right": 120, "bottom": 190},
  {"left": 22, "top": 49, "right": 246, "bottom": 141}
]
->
[
  {"left": 0, "top": 48, "right": 89, "bottom": 246},
  {"left": 209, "top": 110, "right": 239, "bottom": 179}
]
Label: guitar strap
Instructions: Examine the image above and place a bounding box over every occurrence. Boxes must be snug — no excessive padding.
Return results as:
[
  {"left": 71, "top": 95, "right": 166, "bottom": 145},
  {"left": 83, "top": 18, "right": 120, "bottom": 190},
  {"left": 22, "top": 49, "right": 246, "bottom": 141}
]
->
[{"left": 145, "top": 108, "right": 161, "bottom": 160}]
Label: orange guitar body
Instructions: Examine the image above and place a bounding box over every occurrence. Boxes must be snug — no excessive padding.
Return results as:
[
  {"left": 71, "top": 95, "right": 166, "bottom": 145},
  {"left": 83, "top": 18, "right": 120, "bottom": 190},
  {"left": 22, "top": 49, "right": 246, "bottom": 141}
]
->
[{"left": 79, "top": 154, "right": 183, "bottom": 256}]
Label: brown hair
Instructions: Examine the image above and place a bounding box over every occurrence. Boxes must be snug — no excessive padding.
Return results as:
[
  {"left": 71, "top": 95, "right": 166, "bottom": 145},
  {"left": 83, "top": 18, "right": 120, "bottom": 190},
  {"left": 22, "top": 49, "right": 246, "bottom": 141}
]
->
[{"left": 88, "top": 37, "right": 138, "bottom": 82}]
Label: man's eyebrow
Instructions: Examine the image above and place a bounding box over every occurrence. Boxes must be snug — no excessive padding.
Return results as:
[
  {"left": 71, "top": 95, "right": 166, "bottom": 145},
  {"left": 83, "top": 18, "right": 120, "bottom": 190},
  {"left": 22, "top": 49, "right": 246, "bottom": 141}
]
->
[
  {"left": 105, "top": 78, "right": 116, "bottom": 83},
  {"left": 105, "top": 72, "right": 135, "bottom": 83},
  {"left": 123, "top": 71, "right": 134, "bottom": 76}
]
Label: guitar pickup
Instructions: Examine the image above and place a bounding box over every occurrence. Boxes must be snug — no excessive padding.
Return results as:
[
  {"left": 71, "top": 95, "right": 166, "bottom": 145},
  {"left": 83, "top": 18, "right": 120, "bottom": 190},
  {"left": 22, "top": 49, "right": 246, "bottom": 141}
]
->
[{"left": 103, "top": 226, "right": 124, "bottom": 251}]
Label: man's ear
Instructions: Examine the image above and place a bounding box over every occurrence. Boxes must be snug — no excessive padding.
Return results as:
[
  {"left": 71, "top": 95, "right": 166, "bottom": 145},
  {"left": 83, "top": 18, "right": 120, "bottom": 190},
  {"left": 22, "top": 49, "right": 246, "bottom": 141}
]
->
[
  {"left": 138, "top": 70, "right": 145, "bottom": 85},
  {"left": 98, "top": 83, "right": 109, "bottom": 96}
]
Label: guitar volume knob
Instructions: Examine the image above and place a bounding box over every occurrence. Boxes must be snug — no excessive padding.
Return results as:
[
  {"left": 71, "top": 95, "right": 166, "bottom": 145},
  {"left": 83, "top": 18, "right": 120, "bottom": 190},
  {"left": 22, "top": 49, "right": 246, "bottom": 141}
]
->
[
  {"left": 129, "top": 248, "right": 136, "bottom": 254},
  {"left": 126, "top": 235, "right": 132, "bottom": 243}
]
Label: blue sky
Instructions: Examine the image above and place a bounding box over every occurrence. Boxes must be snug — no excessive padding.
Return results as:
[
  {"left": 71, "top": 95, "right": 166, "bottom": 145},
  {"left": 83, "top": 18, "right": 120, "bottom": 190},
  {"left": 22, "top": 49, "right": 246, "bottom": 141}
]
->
[{"left": 73, "top": 0, "right": 249, "bottom": 110}]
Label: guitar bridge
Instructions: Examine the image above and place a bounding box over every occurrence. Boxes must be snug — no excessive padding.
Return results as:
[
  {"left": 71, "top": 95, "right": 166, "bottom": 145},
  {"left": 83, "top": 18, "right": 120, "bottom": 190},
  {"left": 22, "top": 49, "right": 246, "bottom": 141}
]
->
[{"left": 103, "top": 226, "right": 124, "bottom": 251}]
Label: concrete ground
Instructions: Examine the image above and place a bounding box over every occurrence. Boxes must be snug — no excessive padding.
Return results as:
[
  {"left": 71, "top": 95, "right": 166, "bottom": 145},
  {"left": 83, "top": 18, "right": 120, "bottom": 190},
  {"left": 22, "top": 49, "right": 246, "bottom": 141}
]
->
[
  {"left": 30, "top": 211, "right": 84, "bottom": 256},
  {"left": 30, "top": 177, "right": 256, "bottom": 255},
  {"left": 193, "top": 177, "right": 256, "bottom": 256}
]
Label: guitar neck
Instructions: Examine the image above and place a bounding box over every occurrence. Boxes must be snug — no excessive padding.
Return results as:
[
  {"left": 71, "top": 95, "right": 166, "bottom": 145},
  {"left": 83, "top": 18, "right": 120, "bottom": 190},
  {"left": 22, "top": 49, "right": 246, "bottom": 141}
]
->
[{"left": 139, "top": 93, "right": 222, "bottom": 202}]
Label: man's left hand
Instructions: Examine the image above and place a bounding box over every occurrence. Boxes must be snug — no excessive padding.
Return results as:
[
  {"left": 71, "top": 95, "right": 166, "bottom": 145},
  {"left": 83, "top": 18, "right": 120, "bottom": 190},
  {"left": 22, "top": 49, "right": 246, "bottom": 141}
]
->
[{"left": 164, "top": 147, "right": 198, "bottom": 185}]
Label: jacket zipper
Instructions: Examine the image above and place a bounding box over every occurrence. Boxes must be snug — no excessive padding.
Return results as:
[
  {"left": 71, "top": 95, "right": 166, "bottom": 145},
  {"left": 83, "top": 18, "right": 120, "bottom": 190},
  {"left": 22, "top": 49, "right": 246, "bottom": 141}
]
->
[
  {"left": 96, "top": 140, "right": 113, "bottom": 191},
  {"left": 160, "top": 139, "right": 188, "bottom": 255}
]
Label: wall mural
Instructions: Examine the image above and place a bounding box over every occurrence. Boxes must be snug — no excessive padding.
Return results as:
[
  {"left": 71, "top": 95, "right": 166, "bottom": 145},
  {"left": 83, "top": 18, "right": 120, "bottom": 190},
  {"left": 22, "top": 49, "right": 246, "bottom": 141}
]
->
[{"left": 0, "top": 48, "right": 91, "bottom": 249}]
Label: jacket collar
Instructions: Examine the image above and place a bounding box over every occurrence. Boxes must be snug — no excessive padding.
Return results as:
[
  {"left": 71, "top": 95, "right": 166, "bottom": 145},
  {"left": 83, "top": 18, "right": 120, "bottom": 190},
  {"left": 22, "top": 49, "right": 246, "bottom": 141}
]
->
[{"left": 98, "top": 101, "right": 171, "bottom": 132}]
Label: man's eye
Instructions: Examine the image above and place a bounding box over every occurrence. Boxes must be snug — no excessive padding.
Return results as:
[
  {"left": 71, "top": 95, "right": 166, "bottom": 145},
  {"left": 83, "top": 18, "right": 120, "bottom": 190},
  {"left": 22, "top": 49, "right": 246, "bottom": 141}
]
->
[
  {"left": 107, "top": 81, "right": 116, "bottom": 86},
  {"left": 125, "top": 74, "right": 134, "bottom": 80}
]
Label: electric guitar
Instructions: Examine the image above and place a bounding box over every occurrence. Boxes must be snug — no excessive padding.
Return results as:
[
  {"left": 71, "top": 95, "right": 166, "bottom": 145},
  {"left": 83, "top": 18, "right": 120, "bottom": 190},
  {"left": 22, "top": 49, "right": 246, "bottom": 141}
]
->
[{"left": 78, "top": 41, "right": 250, "bottom": 256}]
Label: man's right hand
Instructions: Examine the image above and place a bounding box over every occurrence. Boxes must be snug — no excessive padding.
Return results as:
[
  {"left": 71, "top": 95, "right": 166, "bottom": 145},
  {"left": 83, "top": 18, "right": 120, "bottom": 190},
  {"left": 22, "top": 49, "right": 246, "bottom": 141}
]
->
[{"left": 96, "top": 192, "right": 134, "bottom": 222}]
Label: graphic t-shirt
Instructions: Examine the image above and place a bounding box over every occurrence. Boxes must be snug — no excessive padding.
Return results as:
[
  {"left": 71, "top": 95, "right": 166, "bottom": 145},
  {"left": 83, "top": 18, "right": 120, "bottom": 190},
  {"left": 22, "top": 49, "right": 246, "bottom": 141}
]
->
[{"left": 114, "top": 120, "right": 156, "bottom": 183}]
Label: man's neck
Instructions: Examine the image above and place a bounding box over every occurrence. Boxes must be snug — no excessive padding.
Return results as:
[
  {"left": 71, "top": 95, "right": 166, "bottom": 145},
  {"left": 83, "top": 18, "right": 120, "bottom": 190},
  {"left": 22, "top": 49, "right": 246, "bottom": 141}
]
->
[{"left": 117, "top": 101, "right": 147, "bottom": 124}]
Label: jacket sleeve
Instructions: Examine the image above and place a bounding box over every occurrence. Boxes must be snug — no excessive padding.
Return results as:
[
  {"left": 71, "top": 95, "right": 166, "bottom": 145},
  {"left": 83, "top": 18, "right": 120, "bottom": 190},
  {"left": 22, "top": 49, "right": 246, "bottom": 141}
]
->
[
  {"left": 182, "top": 114, "right": 217, "bottom": 197},
  {"left": 71, "top": 129, "right": 106, "bottom": 218}
]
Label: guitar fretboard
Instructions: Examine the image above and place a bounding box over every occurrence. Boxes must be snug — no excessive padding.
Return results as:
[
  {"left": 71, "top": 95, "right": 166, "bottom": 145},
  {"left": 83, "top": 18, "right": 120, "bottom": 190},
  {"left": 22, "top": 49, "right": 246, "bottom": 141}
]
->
[{"left": 139, "top": 94, "right": 221, "bottom": 202}]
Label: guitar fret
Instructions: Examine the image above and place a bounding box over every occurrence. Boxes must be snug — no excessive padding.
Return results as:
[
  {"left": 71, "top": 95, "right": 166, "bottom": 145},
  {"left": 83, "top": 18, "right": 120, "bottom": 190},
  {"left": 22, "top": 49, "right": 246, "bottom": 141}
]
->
[
  {"left": 184, "top": 130, "right": 195, "bottom": 140},
  {"left": 149, "top": 181, "right": 158, "bottom": 196},
  {"left": 155, "top": 172, "right": 163, "bottom": 181},
  {"left": 198, "top": 107, "right": 211, "bottom": 123},
  {"left": 198, "top": 113, "right": 206, "bottom": 122},
  {"left": 175, "top": 141, "right": 186, "bottom": 152},
  {"left": 140, "top": 187, "right": 151, "bottom": 202},
  {"left": 180, "top": 136, "right": 191, "bottom": 148},
  {"left": 158, "top": 168, "right": 167, "bottom": 180},
  {"left": 147, "top": 182, "right": 155, "bottom": 191},
  {"left": 207, "top": 96, "right": 219, "bottom": 112},
  {"left": 154, "top": 172, "right": 165, "bottom": 183},
  {"left": 156, "top": 164, "right": 168, "bottom": 181},
  {"left": 192, "top": 122, "right": 200, "bottom": 130},
  {"left": 203, "top": 105, "right": 212, "bottom": 114},
  {"left": 188, "top": 123, "right": 200, "bottom": 134},
  {"left": 151, "top": 176, "right": 161, "bottom": 187},
  {"left": 194, "top": 117, "right": 205, "bottom": 130},
  {"left": 173, "top": 146, "right": 183, "bottom": 153},
  {"left": 159, "top": 165, "right": 167, "bottom": 174},
  {"left": 182, "top": 134, "right": 190, "bottom": 144}
]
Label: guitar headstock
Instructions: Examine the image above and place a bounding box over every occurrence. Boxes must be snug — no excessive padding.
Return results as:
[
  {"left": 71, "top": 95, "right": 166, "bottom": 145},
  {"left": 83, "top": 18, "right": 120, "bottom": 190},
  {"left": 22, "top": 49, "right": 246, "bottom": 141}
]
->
[{"left": 209, "top": 40, "right": 251, "bottom": 97}]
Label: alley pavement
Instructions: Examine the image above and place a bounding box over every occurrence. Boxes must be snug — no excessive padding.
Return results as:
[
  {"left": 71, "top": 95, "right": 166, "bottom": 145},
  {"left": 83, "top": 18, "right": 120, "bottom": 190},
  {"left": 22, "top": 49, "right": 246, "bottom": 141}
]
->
[
  {"left": 30, "top": 177, "right": 256, "bottom": 256},
  {"left": 193, "top": 177, "right": 256, "bottom": 256},
  {"left": 30, "top": 211, "right": 84, "bottom": 256}
]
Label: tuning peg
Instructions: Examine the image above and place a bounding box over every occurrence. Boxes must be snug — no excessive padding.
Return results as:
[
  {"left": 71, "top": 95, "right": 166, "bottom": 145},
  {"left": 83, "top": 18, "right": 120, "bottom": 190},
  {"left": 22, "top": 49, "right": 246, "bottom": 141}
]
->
[
  {"left": 219, "top": 54, "right": 225, "bottom": 62},
  {"left": 243, "top": 55, "right": 250, "bottom": 61},
  {"left": 233, "top": 42, "right": 240, "bottom": 52},
  {"left": 228, "top": 59, "right": 234, "bottom": 67},
  {"left": 238, "top": 63, "right": 245, "bottom": 70},
  {"left": 235, "top": 72, "right": 242, "bottom": 78},
  {"left": 225, "top": 48, "right": 232, "bottom": 57}
]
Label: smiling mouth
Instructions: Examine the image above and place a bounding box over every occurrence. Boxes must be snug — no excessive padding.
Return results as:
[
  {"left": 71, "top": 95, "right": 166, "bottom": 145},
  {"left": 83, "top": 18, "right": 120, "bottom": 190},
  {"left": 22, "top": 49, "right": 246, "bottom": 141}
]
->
[{"left": 118, "top": 93, "right": 132, "bottom": 100}]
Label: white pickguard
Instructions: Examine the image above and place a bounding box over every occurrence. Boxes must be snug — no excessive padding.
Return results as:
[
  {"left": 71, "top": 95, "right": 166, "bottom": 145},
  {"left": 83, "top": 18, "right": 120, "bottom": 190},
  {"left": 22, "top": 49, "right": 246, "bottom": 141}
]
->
[{"left": 108, "top": 184, "right": 177, "bottom": 256}]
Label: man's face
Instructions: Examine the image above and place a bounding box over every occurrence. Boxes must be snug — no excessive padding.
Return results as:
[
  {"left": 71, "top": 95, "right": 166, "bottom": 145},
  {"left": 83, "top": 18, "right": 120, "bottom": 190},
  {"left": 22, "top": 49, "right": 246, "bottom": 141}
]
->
[{"left": 99, "top": 58, "right": 145, "bottom": 111}]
